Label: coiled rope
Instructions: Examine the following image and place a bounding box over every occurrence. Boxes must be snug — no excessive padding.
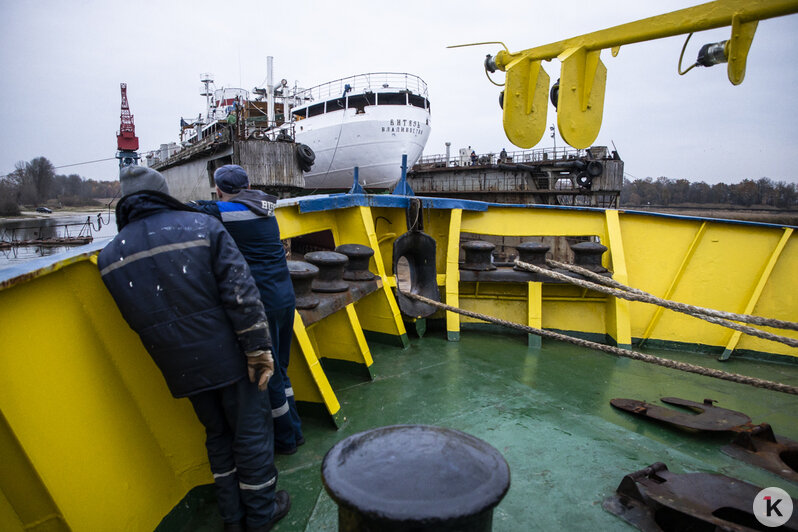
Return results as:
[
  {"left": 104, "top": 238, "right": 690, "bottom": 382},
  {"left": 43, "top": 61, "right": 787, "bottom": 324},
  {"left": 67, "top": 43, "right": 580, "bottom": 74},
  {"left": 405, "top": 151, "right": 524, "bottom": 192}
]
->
[
  {"left": 513, "top": 260, "right": 798, "bottom": 349},
  {"left": 398, "top": 290, "right": 798, "bottom": 396}
]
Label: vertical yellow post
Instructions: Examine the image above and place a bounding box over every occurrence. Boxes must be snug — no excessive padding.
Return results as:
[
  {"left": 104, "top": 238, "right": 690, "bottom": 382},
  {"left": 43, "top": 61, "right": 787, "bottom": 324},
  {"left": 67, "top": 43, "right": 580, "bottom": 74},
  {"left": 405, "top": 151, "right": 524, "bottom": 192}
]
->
[
  {"left": 604, "top": 210, "right": 632, "bottom": 349},
  {"left": 527, "top": 281, "right": 543, "bottom": 349},
  {"left": 446, "top": 209, "right": 463, "bottom": 341},
  {"left": 289, "top": 311, "right": 342, "bottom": 426},
  {"left": 352, "top": 207, "right": 409, "bottom": 347}
]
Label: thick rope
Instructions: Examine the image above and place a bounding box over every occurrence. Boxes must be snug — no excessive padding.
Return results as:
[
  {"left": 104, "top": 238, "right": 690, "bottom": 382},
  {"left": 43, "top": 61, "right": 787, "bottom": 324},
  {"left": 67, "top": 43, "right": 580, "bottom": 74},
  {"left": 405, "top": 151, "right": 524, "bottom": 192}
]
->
[
  {"left": 546, "top": 259, "right": 798, "bottom": 332},
  {"left": 400, "top": 290, "right": 798, "bottom": 396},
  {"left": 514, "top": 260, "right": 798, "bottom": 348}
]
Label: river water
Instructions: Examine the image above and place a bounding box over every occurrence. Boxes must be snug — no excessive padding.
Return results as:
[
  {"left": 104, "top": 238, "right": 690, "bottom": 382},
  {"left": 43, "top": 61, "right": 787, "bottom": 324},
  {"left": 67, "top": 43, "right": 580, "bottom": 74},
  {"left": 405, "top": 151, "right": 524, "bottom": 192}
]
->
[{"left": 0, "top": 211, "right": 118, "bottom": 271}]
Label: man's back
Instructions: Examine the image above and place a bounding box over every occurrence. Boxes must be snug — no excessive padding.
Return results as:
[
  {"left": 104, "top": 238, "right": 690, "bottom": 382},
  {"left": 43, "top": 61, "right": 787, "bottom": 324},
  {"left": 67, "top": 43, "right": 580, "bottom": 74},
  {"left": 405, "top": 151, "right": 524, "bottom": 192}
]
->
[
  {"left": 193, "top": 189, "right": 295, "bottom": 311},
  {"left": 99, "top": 191, "right": 265, "bottom": 397}
]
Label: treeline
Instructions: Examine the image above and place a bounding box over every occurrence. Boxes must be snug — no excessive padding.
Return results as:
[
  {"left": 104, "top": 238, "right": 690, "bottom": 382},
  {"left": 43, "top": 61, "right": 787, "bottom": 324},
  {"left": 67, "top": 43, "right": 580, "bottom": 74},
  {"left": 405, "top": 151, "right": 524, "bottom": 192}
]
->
[
  {"left": 0, "top": 156, "right": 120, "bottom": 215},
  {"left": 621, "top": 177, "right": 798, "bottom": 208}
]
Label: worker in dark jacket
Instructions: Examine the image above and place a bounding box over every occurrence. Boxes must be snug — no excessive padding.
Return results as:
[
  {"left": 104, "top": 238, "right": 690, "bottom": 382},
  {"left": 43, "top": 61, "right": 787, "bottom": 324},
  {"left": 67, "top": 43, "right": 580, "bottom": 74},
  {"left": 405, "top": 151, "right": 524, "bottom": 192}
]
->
[
  {"left": 97, "top": 166, "right": 290, "bottom": 532},
  {"left": 192, "top": 165, "right": 303, "bottom": 455}
]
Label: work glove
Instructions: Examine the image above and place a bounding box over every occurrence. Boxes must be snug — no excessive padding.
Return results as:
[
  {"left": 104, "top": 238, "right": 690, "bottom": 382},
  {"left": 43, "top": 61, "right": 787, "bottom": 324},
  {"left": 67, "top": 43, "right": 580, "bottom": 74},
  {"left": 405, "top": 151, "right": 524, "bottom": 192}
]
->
[{"left": 246, "top": 349, "right": 274, "bottom": 391}]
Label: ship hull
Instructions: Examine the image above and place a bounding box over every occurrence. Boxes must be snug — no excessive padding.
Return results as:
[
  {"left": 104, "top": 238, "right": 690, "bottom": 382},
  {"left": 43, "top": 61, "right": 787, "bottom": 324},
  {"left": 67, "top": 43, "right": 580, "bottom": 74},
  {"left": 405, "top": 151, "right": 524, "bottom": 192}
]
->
[{"left": 296, "top": 101, "right": 431, "bottom": 189}]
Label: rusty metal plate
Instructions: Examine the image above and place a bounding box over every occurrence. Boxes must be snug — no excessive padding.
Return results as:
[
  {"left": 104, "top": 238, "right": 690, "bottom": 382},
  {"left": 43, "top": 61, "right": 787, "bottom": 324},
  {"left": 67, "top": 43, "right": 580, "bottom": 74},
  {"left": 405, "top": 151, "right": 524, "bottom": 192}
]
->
[
  {"left": 610, "top": 397, "right": 752, "bottom": 432},
  {"left": 603, "top": 462, "right": 798, "bottom": 531}
]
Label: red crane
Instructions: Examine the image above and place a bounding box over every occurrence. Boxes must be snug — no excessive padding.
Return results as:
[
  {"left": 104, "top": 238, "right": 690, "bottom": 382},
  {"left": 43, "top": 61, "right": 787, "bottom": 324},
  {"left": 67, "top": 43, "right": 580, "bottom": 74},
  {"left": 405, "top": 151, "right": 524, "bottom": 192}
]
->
[{"left": 117, "top": 83, "right": 139, "bottom": 151}]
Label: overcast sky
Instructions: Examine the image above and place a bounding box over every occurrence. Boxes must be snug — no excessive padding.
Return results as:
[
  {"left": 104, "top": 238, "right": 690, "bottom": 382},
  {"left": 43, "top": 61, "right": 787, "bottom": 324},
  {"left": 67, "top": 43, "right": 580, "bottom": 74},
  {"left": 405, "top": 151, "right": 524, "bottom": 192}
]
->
[{"left": 1, "top": 1, "right": 797, "bottom": 185}]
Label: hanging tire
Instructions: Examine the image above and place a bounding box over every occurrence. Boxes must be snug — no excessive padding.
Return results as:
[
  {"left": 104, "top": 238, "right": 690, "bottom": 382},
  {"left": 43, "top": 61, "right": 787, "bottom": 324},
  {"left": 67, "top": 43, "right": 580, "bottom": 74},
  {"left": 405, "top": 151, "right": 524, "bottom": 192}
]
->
[
  {"left": 586, "top": 160, "right": 603, "bottom": 177},
  {"left": 296, "top": 143, "right": 315, "bottom": 172},
  {"left": 576, "top": 173, "right": 593, "bottom": 189}
]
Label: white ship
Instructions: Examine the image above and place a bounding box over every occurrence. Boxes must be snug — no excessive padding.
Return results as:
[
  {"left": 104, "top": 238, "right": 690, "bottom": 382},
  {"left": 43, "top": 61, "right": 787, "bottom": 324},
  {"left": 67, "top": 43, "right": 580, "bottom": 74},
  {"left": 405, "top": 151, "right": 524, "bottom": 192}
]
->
[
  {"left": 150, "top": 64, "right": 431, "bottom": 192},
  {"left": 290, "top": 72, "right": 431, "bottom": 189}
]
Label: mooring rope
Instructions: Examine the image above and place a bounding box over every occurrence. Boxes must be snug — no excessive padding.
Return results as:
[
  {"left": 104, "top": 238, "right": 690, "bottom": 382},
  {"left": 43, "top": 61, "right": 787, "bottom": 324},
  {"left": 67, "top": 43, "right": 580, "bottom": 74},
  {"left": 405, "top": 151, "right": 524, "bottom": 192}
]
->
[
  {"left": 545, "top": 259, "right": 798, "bottom": 333},
  {"left": 399, "top": 290, "right": 798, "bottom": 396},
  {"left": 514, "top": 260, "right": 798, "bottom": 349}
]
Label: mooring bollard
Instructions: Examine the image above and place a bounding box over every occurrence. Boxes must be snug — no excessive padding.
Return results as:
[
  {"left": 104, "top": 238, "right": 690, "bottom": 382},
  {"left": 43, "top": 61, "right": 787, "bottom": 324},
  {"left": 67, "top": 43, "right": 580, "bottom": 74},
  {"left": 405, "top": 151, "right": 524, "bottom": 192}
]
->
[
  {"left": 335, "top": 244, "right": 377, "bottom": 281},
  {"left": 514, "top": 241, "right": 550, "bottom": 270},
  {"left": 570, "top": 241, "right": 608, "bottom": 272},
  {"left": 304, "top": 251, "right": 350, "bottom": 293},
  {"left": 287, "top": 260, "right": 321, "bottom": 309},
  {"left": 461, "top": 240, "right": 497, "bottom": 271},
  {"left": 322, "top": 425, "right": 511, "bottom": 532}
]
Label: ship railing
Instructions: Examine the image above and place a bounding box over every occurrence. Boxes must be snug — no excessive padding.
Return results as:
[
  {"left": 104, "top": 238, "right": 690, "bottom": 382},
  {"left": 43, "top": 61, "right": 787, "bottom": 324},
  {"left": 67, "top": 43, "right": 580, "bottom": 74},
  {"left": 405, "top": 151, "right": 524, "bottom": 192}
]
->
[
  {"left": 416, "top": 146, "right": 596, "bottom": 168},
  {"left": 294, "top": 72, "right": 429, "bottom": 103}
]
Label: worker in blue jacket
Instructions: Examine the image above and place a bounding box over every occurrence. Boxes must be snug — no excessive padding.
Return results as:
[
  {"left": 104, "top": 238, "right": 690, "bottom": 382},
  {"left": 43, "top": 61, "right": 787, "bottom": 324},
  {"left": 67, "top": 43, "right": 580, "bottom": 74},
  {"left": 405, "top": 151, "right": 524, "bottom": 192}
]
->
[
  {"left": 98, "top": 166, "right": 289, "bottom": 532},
  {"left": 192, "top": 165, "right": 304, "bottom": 455}
]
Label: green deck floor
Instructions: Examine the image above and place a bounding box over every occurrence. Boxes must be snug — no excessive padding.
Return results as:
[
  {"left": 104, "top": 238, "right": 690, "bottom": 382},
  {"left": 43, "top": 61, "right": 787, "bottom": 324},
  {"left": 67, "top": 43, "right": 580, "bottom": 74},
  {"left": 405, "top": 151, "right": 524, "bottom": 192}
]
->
[{"left": 167, "top": 327, "right": 798, "bottom": 531}]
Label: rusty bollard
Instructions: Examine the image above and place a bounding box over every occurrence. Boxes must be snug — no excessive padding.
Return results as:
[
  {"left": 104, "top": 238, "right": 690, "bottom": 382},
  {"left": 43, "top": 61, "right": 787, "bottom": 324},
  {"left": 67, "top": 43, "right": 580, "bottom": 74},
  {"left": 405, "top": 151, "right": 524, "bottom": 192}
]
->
[
  {"left": 570, "top": 242, "right": 608, "bottom": 272},
  {"left": 287, "top": 260, "right": 320, "bottom": 309},
  {"left": 461, "top": 240, "right": 496, "bottom": 271},
  {"left": 514, "top": 241, "right": 550, "bottom": 270},
  {"left": 304, "top": 251, "right": 350, "bottom": 293},
  {"left": 335, "top": 244, "right": 377, "bottom": 281},
  {"left": 322, "top": 425, "right": 510, "bottom": 532}
]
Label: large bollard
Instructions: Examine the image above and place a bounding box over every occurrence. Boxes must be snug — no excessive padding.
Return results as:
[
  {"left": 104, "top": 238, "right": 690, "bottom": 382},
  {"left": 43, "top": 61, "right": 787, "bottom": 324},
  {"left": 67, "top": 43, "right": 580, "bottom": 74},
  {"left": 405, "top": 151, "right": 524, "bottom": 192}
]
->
[
  {"left": 305, "top": 251, "right": 350, "bottom": 293},
  {"left": 322, "top": 425, "right": 511, "bottom": 531},
  {"left": 461, "top": 240, "right": 497, "bottom": 271},
  {"left": 336, "top": 243, "right": 377, "bottom": 281},
  {"left": 287, "top": 260, "right": 321, "bottom": 309}
]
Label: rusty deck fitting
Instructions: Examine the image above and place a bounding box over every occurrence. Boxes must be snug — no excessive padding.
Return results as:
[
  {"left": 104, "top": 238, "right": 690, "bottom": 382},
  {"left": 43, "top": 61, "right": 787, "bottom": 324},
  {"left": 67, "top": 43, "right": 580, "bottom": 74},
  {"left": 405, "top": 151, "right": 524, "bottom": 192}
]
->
[
  {"left": 612, "top": 396, "right": 798, "bottom": 483},
  {"left": 723, "top": 424, "right": 798, "bottom": 483},
  {"left": 603, "top": 462, "right": 798, "bottom": 530},
  {"left": 610, "top": 397, "right": 752, "bottom": 431}
]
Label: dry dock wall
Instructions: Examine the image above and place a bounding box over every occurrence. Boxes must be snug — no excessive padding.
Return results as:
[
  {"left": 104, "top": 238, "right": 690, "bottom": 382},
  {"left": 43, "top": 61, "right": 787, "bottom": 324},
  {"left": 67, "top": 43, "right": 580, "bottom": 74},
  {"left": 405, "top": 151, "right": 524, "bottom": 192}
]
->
[{"left": 159, "top": 140, "right": 304, "bottom": 202}]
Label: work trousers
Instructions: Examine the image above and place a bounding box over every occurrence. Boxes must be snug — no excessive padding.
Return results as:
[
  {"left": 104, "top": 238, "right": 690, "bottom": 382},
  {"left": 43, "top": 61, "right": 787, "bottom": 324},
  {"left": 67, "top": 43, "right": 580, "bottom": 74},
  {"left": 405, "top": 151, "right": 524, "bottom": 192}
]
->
[
  {"left": 189, "top": 377, "right": 277, "bottom": 528},
  {"left": 265, "top": 305, "right": 304, "bottom": 452}
]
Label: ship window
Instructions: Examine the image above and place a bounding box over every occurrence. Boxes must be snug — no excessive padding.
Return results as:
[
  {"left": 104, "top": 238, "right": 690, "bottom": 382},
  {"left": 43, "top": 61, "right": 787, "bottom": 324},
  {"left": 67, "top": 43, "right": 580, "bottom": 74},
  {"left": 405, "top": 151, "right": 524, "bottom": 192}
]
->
[
  {"left": 409, "top": 94, "right": 428, "bottom": 109},
  {"left": 292, "top": 108, "right": 307, "bottom": 120},
  {"left": 347, "top": 94, "right": 373, "bottom": 114},
  {"left": 307, "top": 102, "right": 325, "bottom": 118},
  {"left": 327, "top": 98, "right": 346, "bottom": 112},
  {"left": 378, "top": 92, "right": 407, "bottom": 105}
]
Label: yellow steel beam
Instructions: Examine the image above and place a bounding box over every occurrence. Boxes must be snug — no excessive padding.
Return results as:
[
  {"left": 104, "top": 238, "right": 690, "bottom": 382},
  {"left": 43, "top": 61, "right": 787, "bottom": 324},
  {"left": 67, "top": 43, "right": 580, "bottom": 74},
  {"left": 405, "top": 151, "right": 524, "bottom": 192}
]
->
[
  {"left": 0, "top": 411, "right": 67, "bottom": 531},
  {"left": 446, "top": 209, "right": 463, "bottom": 341},
  {"left": 604, "top": 210, "right": 632, "bottom": 348},
  {"left": 720, "top": 227, "right": 794, "bottom": 360},
  {"left": 495, "top": 0, "right": 797, "bottom": 67},
  {"left": 490, "top": 0, "right": 798, "bottom": 148},
  {"left": 288, "top": 311, "right": 342, "bottom": 424},
  {"left": 639, "top": 221, "right": 707, "bottom": 346},
  {"left": 527, "top": 282, "right": 543, "bottom": 349}
]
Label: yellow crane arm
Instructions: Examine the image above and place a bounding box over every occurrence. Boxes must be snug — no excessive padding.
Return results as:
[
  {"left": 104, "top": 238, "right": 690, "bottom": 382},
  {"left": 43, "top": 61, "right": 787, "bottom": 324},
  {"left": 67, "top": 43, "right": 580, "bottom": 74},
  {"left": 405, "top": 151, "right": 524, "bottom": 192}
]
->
[{"left": 482, "top": 0, "right": 798, "bottom": 149}]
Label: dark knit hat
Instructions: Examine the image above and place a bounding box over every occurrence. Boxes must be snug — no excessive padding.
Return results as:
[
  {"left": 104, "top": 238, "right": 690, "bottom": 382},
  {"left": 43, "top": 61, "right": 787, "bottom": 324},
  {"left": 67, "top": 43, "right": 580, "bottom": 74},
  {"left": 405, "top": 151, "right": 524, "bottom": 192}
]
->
[
  {"left": 214, "top": 165, "right": 249, "bottom": 194},
  {"left": 120, "top": 165, "right": 169, "bottom": 196}
]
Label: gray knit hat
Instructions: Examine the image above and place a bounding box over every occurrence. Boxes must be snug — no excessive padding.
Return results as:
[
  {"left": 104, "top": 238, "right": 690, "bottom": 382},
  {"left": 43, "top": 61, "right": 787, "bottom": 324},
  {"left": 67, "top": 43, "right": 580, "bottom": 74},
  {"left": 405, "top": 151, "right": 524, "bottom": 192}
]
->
[{"left": 120, "top": 165, "right": 169, "bottom": 196}]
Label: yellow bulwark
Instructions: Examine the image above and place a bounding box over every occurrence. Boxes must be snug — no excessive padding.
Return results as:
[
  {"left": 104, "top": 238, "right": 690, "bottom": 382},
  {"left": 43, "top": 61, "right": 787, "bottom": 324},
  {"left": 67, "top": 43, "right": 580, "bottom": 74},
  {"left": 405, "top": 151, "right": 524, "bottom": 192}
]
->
[{"left": 0, "top": 198, "right": 796, "bottom": 530}]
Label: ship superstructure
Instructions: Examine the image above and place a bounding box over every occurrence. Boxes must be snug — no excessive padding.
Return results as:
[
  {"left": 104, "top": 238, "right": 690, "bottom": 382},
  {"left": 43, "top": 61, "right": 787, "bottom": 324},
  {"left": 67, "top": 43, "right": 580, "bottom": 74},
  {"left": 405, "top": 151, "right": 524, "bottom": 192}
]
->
[{"left": 147, "top": 63, "right": 431, "bottom": 196}]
